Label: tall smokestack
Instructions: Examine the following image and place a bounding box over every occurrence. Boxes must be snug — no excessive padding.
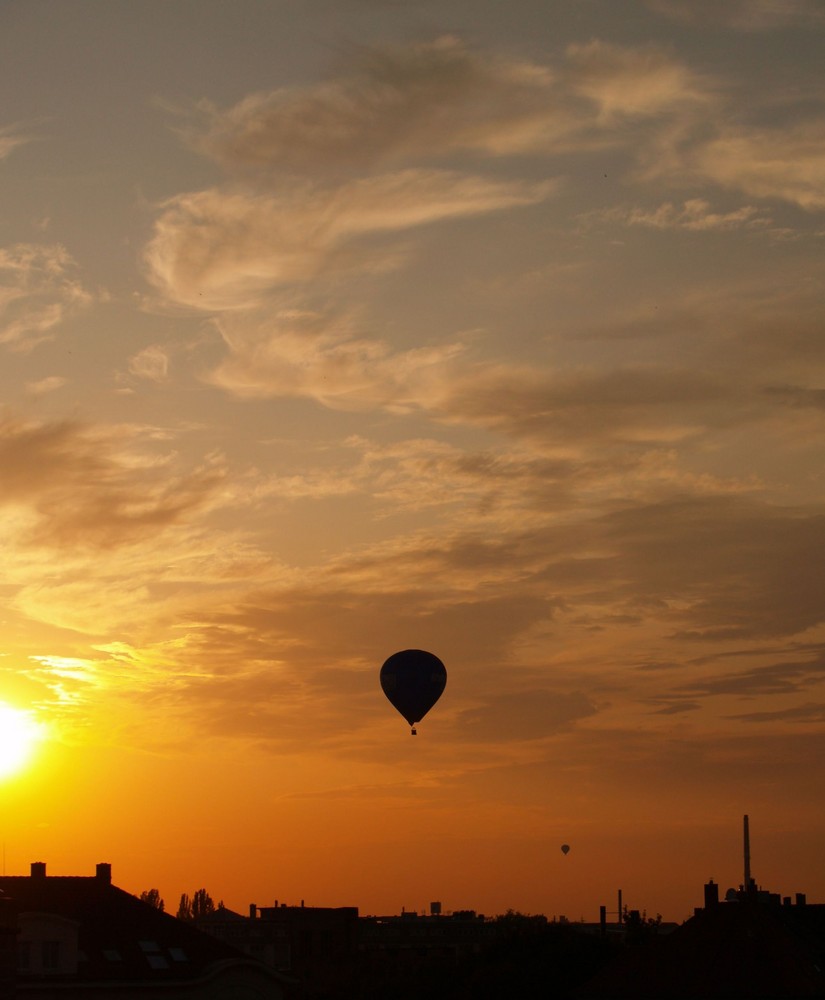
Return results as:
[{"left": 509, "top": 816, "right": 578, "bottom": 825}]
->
[{"left": 743, "top": 814, "right": 751, "bottom": 891}]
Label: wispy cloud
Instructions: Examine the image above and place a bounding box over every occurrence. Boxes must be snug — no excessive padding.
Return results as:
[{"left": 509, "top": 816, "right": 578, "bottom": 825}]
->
[
  {"left": 0, "top": 124, "right": 32, "bottom": 162},
  {"left": 151, "top": 35, "right": 825, "bottom": 434},
  {"left": 441, "top": 364, "right": 727, "bottom": 449},
  {"left": 146, "top": 171, "right": 556, "bottom": 312},
  {"left": 691, "top": 122, "right": 825, "bottom": 211},
  {"left": 0, "top": 415, "right": 226, "bottom": 550},
  {"left": 25, "top": 375, "right": 67, "bottom": 395},
  {"left": 0, "top": 244, "right": 93, "bottom": 351},
  {"left": 187, "top": 37, "right": 579, "bottom": 172},
  {"left": 128, "top": 344, "right": 170, "bottom": 382},
  {"left": 728, "top": 701, "right": 825, "bottom": 723},
  {"left": 208, "top": 310, "right": 466, "bottom": 409},
  {"left": 564, "top": 40, "right": 712, "bottom": 121},
  {"left": 590, "top": 198, "right": 768, "bottom": 231}
]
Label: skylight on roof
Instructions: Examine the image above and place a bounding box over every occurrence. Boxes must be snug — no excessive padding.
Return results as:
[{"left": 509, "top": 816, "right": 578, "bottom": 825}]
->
[
  {"left": 146, "top": 954, "right": 169, "bottom": 970},
  {"left": 168, "top": 947, "right": 188, "bottom": 962},
  {"left": 139, "top": 940, "right": 160, "bottom": 953}
]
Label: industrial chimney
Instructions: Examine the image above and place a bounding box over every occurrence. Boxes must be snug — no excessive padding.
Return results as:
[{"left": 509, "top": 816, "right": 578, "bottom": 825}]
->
[{"left": 743, "top": 814, "right": 755, "bottom": 895}]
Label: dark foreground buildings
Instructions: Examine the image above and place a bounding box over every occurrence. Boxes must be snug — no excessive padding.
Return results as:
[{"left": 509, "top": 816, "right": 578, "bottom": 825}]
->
[
  {"left": 197, "top": 901, "right": 359, "bottom": 997},
  {"left": 577, "top": 816, "right": 825, "bottom": 999},
  {"left": 576, "top": 887, "right": 825, "bottom": 999},
  {"left": 2, "top": 817, "right": 823, "bottom": 1000},
  {"left": 193, "top": 871, "right": 825, "bottom": 998},
  {"left": 0, "top": 862, "right": 290, "bottom": 998},
  {"left": 196, "top": 902, "right": 611, "bottom": 999}
]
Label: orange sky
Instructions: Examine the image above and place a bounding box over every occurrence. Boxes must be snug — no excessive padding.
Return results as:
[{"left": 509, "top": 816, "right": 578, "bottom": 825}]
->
[{"left": 1, "top": 0, "right": 825, "bottom": 923}]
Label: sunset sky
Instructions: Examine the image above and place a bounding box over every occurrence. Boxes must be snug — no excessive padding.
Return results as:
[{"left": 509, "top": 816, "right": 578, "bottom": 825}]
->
[{"left": 2, "top": 0, "right": 825, "bottom": 923}]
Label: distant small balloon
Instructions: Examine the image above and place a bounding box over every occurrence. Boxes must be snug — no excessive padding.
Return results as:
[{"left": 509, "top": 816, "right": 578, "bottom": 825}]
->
[
  {"left": 380, "top": 649, "right": 447, "bottom": 735},
  {"left": 561, "top": 844, "right": 570, "bottom": 855}
]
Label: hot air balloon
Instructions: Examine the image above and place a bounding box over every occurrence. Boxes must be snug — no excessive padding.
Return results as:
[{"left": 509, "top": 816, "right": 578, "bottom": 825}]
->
[
  {"left": 380, "top": 649, "right": 447, "bottom": 735},
  {"left": 561, "top": 844, "right": 570, "bottom": 856}
]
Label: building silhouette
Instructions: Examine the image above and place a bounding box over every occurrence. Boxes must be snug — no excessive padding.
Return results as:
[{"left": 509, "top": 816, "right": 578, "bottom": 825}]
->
[
  {"left": 576, "top": 891, "right": 825, "bottom": 998},
  {"left": 1, "top": 816, "right": 820, "bottom": 998},
  {"left": 0, "top": 862, "right": 290, "bottom": 998},
  {"left": 197, "top": 900, "right": 358, "bottom": 995},
  {"left": 576, "top": 816, "right": 825, "bottom": 999}
]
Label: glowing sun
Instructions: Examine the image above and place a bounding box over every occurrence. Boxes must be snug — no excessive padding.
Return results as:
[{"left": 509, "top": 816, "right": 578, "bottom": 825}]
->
[{"left": 0, "top": 704, "right": 43, "bottom": 779}]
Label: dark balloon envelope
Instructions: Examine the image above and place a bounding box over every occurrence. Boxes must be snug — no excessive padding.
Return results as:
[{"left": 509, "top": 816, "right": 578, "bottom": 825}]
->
[
  {"left": 561, "top": 844, "right": 570, "bottom": 855},
  {"left": 380, "top": 649, "right": 447, "bottom": 735}
]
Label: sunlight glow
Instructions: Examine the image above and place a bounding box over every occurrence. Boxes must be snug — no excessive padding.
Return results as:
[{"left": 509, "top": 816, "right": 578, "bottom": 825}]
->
[{"left": 0, "top": 703, "right": 45, "bottom": 780}]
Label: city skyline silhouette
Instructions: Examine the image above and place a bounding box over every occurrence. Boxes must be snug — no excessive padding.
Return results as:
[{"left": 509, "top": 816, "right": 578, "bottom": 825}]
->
[{"left": 1, "top": 819, "right": 822, "bottom": 999}]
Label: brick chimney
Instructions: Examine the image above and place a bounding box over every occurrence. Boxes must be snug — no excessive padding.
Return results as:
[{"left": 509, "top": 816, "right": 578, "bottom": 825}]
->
[
  {"left": 30, "top": 862, "right": 46, "bottom": 878},
  {"left": 95, "top": 863, "right": 112, "bottom": 883}
]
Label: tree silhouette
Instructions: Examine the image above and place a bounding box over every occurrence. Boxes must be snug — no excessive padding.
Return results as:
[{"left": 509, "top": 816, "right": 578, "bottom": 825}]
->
[
  {"left": 192, "top": 888, "right": 216, "bottom": 919},
  {"left": 622, "top": 908, "right": 663, "bottom": 946},
  {"left": 139, "top": 888, "right": 165, "bottom": 912},
  {"left": 177, "top": 888, "right": 216, "bottom": 921}
]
